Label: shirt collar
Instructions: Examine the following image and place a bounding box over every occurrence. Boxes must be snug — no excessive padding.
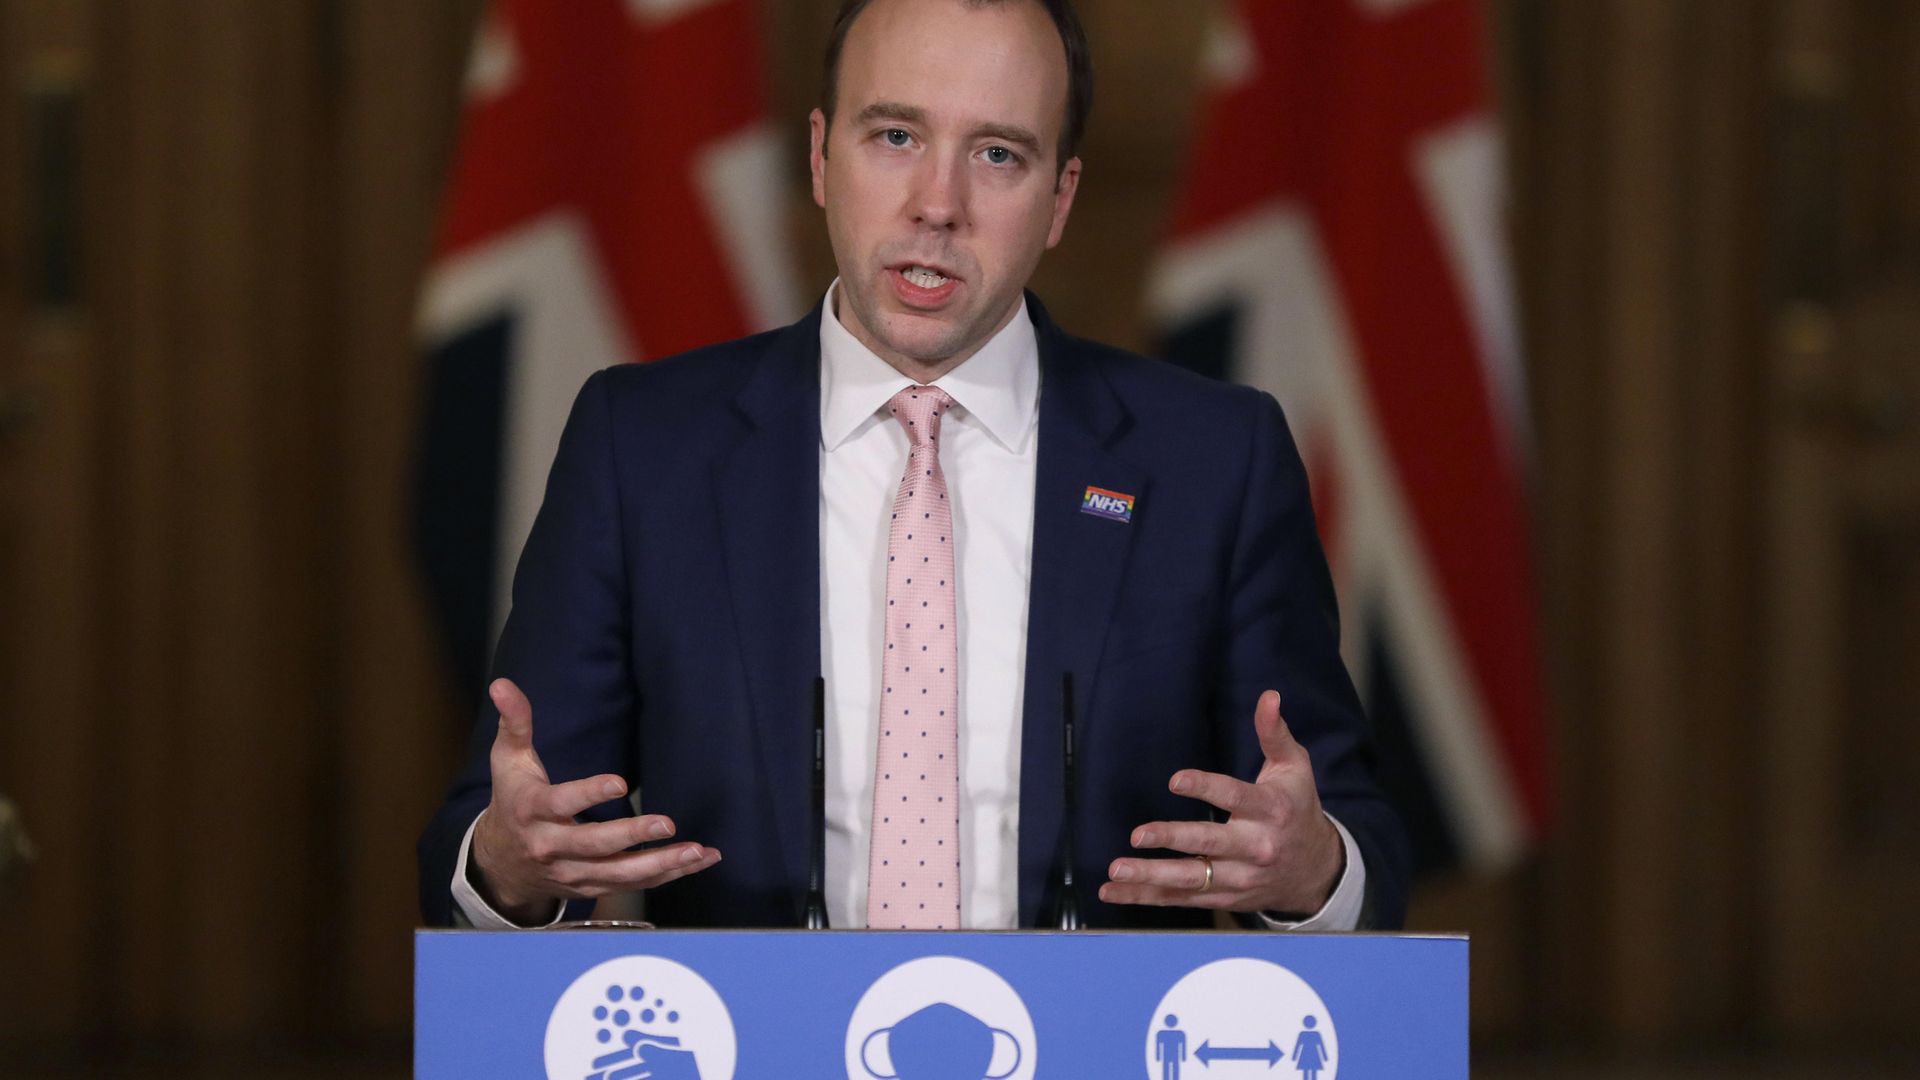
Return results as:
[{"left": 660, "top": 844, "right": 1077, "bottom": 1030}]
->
[{"left": 818, "top": 279, "right": 1039, "bottom": 453}]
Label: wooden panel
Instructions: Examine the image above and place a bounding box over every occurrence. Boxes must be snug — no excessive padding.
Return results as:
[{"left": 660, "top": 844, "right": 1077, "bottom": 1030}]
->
[
  {"left": 1591, "top": 0, "right": 1691, "bottom": 1037},
  {"left": 1764, "top": 285, "right": 1920, "bottom": 1038},
  {"left": 1838, "top": 506, "right": 1920, "bottom": 860},
  {"left": 1499, "top": 0, "right": 1774, "bottom": 1043},
  {"left": 331, "top": 0, "right": 483, "bottom": 1034},
  {"left": 1669, "top": 0, "right": 1771, "bottom": 1034},
  {"left": 1508, "top": 0, "right": 1613, "bottom": 1043},
  {"left": 0, "top": 0, "right": 474, "bottom": 1049},
  {"left": 0, "top": 0, "right": 110, "bottom": 1042},
  {"left": 1763, "top": 0, "right": 1920, "bottom": 1043},
  {"left": 92, "top": 0, "right": 193, "bottom": 1034}
]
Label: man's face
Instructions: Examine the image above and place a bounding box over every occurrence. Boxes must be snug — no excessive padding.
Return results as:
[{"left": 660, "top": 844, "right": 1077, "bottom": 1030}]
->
[{"left": 810, "top": 0, "right": 1081, "bottom": 374}]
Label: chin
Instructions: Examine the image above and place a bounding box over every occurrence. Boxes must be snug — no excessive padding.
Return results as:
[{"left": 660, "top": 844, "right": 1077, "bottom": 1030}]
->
[{"left": 874, "top": 311, "right": 972, "bottom": 364}]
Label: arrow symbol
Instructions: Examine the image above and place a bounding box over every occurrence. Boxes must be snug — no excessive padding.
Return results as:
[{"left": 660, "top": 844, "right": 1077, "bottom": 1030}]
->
[{"left": 1194, "top": 1039, "right": 1283, "bottom": 1068}]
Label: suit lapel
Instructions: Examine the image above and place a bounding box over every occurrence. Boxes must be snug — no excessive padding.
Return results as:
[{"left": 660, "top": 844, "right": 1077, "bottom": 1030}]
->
[
  {"left": 713, "top": 308, "right": 823, "bottom": 899},
  {"left": 1016, "top": 296, "right": 1144, "bottom": 927}
]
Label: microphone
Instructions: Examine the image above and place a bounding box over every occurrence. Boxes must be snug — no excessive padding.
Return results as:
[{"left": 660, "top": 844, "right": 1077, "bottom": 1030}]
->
[
  {"left": 803, "top": 676, "right": 830, "bottom": 929},
  {"left": 1053, "top": 672, "right": 1081, "bottom": 929}
]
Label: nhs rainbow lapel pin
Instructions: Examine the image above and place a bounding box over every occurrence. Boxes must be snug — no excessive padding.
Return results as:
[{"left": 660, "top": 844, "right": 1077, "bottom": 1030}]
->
[{"left": 1080, "top": 485, "right": 1135, "bottom": 524}]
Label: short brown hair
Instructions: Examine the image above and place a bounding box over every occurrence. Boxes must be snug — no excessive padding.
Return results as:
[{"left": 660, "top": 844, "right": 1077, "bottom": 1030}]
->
[{"left": 820, "top": 0, "right": 1094, "bottom": 176}]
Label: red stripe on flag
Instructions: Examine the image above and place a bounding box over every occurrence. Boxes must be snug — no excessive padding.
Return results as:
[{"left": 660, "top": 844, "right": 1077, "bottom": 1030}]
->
[{"left": 1305, "top": 430, "right": 1344, "bottom": 584}]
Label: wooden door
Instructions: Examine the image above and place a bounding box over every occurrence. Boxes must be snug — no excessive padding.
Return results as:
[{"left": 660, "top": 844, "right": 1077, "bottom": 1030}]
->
[
  {"left": 0, "top": 1, "right": 112, "bottom": 1039},
  {"left": 0, "top": 0, "right": 476, "bottom": 1052},
  {"left": 1764, "top": 0, "right": 1920, "bottom": 1041}
]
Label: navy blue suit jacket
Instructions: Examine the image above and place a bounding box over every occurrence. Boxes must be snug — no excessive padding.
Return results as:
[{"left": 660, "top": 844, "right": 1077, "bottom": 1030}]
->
[{"left": 418, "top": 295, "right": 1408, "bottom": 930}]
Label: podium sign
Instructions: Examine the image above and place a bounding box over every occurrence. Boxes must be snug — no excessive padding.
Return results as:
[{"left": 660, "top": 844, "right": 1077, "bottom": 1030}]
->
[{"left": 416, "top": 929, "right": 1466, "bottom": 1079}]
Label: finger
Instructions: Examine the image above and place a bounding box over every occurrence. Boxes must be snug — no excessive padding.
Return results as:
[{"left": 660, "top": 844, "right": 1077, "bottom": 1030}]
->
[
  {"left": 555, "top": 844, "right": 721, "bottom": 895},
  {"left": 1098, "top": 879, "right": 1238, "bottom": 910},
  {"left": 1113, "top": 849, "right": 1259, "bottom": 891},
  {"left": 1252, "top": 689, "right": 1300, "bottom": 764},
  {"left": 1108, "top": 854, "right": 1215, "bottom": 892},
  {"left": 1130, "top": 819, "right": 1245, "bottom": 859},
  {"left": 491, "top": 678, "right": 535, "bottom": 748},
  {"left": 544, "top": 840, "right": 705, "bottom": 887},
  {"left": 623, "top": 845, "right": 721, "bottom": 891},
  {"left": 542, "top": 773, "right": 631, "bottom": 820},
  {"left": 1169, "top": 768, "right": 1255, "bottom": 817},
  {"left": 543, "top": 814, "right": 676, "bottom": 859}
]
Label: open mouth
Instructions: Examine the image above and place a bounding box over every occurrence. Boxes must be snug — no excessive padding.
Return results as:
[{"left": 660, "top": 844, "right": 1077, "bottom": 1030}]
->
[
  {"left": 900, "top": 266, "right": 951, "bottom": 289},
  {"left": 890, "top": 263, "right": 961, "bottom": 306}
]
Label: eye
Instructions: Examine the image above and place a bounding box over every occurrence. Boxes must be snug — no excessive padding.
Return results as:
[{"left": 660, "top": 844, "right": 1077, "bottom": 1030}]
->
[
  {"left": 883, "top": 128, "right": 912, "bottom": 148},
  {"left": 983, "top": 146, "right": 1018, "bottom": 166}
]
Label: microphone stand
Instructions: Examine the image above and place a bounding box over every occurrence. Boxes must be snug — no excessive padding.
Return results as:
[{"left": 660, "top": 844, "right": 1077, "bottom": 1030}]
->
[
  {"left": 803, "top": 676, "right": 830, "bottom": 929},
  {"left": 1054, "top": 673, "right": 1081, "bottom": 929}
]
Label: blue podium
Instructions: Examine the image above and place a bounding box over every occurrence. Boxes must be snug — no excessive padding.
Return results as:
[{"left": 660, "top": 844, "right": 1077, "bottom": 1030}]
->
[{"left": 416, "top": 929, "right": 1467, "bottom": 1079}]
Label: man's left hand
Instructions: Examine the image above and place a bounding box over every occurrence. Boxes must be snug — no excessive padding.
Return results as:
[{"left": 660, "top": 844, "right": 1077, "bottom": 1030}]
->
[{"left": 1099, "top": 690, "right": 1344, "bottom": 915}]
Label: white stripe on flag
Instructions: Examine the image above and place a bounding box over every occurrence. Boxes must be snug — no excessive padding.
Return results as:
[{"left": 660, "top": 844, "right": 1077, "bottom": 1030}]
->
[
  {"left": 697, "top": 124, "right": 807, "bottom": 332},
  {"left": 464, "top": 9, "right": 519, "bottom": 102},
  {"left": 626, "top": 0, "right": 729, "bottom": 25},
  {"left": 1200, "top": 8, "right": 1259, "bottom": 88},
  {"left": 1413, "top": 116, "right": 1532, "bottom": 467}
]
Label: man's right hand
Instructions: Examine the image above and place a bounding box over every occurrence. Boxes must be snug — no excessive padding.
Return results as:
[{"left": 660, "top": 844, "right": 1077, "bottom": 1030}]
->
[{"left": 469, "top": 678, "right": 721, "bottom": 925}]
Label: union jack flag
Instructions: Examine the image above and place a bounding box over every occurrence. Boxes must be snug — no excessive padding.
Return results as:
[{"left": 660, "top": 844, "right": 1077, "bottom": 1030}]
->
[
  {"left": 413, "top": 0, "right": 800, "bottom": 695},
  {"left": 1150, "top": 0, "right": 1549, "bottom": 870}
]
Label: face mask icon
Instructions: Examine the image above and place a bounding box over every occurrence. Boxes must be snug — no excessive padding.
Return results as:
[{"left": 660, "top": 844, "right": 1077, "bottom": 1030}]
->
[{"left": 859, "top": 1002, "right": 1023, "bottom": 1080}]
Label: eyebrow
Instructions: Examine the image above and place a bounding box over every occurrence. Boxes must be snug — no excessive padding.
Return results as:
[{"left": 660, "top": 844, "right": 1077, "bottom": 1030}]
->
[
  {"left": 854, "top": 101, "right": 929, "bottom": 126},
  {"left": 970, "top": 122, "right": 1042, "bottom": 156},
  {"left": 853, "top": 101, "right": 1044, "bottom": 157}
]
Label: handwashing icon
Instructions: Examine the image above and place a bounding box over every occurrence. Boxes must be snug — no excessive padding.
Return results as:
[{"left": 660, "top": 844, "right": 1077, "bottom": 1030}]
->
[{"left": 858, "top": 1003, "right": 1023, "bottom": 1080}]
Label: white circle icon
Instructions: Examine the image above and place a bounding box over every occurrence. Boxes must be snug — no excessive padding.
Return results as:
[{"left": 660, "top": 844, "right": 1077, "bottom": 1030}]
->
[
  {"left": 544, "top": 955, "right": 736, "bottom": 1080},
  {"left": 1144, "top": 958, "right": 1336, "bottom": 1080},
  {"left": 845, "top": 956, "right": 1035, "bottom": 1080}
]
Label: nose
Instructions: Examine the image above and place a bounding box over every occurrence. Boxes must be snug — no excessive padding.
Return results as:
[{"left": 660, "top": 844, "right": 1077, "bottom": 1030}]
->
[{"left": 910, "top": 149, "right": 968, "bottom": 233}]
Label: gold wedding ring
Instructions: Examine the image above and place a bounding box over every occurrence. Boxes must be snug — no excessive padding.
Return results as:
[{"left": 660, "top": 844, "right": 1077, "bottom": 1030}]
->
[{"left": 1195, "top": 855, "right": 1213, "bottom": 893}]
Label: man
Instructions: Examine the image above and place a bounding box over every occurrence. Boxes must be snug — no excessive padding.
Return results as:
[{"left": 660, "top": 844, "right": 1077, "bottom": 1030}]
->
[{"left": 419, "top": 0, "right": 1408, "bottom": 931}]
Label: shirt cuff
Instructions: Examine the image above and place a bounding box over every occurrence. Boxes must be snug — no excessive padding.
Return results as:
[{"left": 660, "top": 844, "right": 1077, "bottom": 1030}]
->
[
  {"left": 1253, "top": 813, "right": 1366, "bottom": 932},
  {"left": 450, "top": 809, "right": 567, "bottom": 930}
]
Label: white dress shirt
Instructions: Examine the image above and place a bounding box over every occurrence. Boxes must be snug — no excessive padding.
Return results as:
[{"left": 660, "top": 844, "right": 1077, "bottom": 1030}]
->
[
  {"left": 817, "top": 281, "right": 1040, "bottom": 928},
  {"left": 451, "top": 283, "right": 1366, "bottom": 930}
]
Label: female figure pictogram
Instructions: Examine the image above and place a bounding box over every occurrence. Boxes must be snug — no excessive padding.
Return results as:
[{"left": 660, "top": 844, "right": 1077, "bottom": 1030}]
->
[{"left": 1290, "top": 1015, "right": 1328, "bottom": 1079}]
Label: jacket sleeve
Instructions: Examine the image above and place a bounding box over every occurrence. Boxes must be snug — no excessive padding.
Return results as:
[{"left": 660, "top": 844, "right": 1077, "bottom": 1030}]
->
[
  {"left": 1214, "top": 389, "right": 1410, "bottom": 929},
  {"left": 417, "top": 368, "right": 639, "bottom": 927}
]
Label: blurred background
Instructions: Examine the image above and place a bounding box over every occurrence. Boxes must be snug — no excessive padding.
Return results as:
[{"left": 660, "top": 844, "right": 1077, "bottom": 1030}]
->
[{"left": 0, "top": 0, "right": 1915, "bottom": 1076}]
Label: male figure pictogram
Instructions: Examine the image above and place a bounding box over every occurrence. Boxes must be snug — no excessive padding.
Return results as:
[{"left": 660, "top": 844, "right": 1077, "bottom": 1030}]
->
[{"left": 1154, "top": 1014, "right": 1186, "bottom": 1080}]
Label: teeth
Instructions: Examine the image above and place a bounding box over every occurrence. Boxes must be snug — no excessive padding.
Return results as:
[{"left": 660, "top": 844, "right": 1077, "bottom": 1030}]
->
[{"left": 902, "top": 266, "right": 949, "bottom": 288}]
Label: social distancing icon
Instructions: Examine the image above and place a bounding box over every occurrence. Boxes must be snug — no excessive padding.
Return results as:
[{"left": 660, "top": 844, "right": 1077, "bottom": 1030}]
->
[{"left": 1144, "top": 958, "right": 1336, "bottom": 1080}]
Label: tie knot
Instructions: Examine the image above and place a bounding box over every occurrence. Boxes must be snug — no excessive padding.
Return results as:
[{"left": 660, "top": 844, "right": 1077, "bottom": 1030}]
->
[{"left": 887, "top": 386, "right": 953, "bottom": 450}]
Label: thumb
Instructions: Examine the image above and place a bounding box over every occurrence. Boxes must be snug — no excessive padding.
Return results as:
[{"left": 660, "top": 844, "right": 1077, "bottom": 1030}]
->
[
  {"left": 491, "top": 678, "right": 536, "bottom": 749},
  {"left": 1252, "top": 689, "right": 1297, "bottom": 764}
]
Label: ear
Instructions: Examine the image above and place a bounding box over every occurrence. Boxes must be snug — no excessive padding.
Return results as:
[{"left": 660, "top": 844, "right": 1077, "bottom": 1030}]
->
[
  {"left": 1044, "top": 156, "right": 1082, "bottom": 249},
  {"left": 809, "top": 108, "right": 830, "bottom": 209}
]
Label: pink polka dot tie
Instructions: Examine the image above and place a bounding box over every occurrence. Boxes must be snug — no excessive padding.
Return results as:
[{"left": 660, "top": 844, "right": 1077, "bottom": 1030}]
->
[{"left": 867, "top": 385, "right": 961, "bottom": 929}]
